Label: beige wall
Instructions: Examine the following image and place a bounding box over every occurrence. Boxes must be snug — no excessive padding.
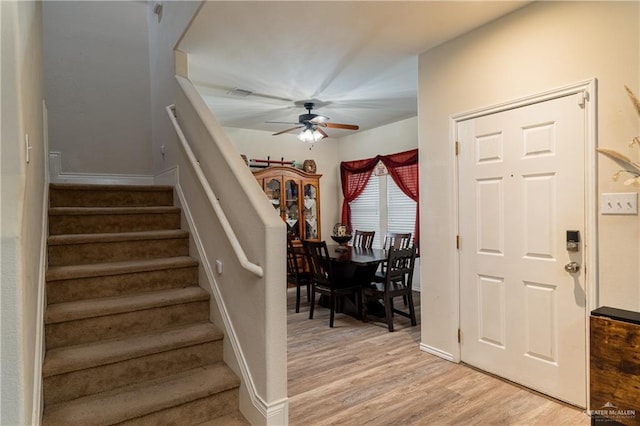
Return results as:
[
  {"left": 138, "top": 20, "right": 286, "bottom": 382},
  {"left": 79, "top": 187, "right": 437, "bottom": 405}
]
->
[
  {"left": 148, "top": 1, "right": 201, "bottom": 176},
  {"left": 43, "top": 1, "right": 153, "bottom": 176},
  {"left": 1, "top": 1, "right": 46, "bottom": 424},
  {"left": 419, "top": 1, "right": 640, "bottom": 357},
  {"left": 338, "top": 116, "right": 418, "bottom": 161}
]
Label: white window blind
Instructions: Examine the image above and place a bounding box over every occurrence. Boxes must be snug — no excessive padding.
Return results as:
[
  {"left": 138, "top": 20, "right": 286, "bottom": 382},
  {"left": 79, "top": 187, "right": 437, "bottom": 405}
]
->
[
  {"left": 349, "top": 172, "right": 417, "bottom": 249},
  {"left": 349, "top": 173, "right": 381, "bottom": 248},
  {"left": 387, "top": 177, "right": 417, "bottom": 246}
]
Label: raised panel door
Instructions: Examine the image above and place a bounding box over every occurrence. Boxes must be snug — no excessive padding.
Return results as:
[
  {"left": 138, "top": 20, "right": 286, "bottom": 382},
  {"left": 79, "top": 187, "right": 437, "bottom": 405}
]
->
[{"left": 458, "top": 94, "right": 586, "bottom": 406}]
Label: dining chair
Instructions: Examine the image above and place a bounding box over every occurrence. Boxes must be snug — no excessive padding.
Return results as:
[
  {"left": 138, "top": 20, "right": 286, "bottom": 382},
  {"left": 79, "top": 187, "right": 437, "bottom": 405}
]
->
[
  {"left": 287, "top": 237, "right": 311, "bottom": 313},
  {"left": 362, "top": 246, "right": 417, "bottom": 332},
  {"left": 382, "top": 232, "right": 412, "bottom": 250},
  {"left": 373, "top": 232, "right": 412, "bottom": 283},
  {"left": 353, "top": 230, "right": 375, "bottom": 249},
  {"left": 303, "top": 240, "right": 361, "bottom": 328}
]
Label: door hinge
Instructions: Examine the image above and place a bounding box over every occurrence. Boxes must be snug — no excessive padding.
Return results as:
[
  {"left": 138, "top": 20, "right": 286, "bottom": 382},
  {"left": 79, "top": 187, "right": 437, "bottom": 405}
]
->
[
  {"left": 458, "top": 328, "right": 461, "bottom": 343},
  {"left": 455, "top": 141, "right": 459, "bottom": 156},
  {"left": 456, "top": 235, "right": 460, "bottom": 249}
]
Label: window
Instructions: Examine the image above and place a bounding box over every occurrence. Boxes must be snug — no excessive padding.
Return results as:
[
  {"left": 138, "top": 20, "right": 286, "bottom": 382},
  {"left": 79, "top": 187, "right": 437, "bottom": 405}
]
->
[
  {"left": 349, "top": 167, "right": 417, "bottom": 249},
  {"left": 340, "top": 149, "right": 419, "bottom": 249},
  {"left": 349, "top": 174, "right": 381, "bottom": 247},
  {"left": 387, "top": 177, "right": 416, "bottom": 246}
]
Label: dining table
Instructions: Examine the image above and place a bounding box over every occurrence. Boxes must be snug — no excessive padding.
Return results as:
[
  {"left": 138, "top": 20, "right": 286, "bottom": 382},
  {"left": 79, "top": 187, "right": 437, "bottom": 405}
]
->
[{"left": 324, "top": 244, "right": 389, "bottom": 318}]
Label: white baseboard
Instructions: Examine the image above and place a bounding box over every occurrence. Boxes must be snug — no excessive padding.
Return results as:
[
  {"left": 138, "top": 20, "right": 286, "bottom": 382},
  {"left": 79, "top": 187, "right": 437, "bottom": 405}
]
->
[
  {"left": 420, "top": 343, "right": 455, "bottom": 362},
  {"left": 49, "top": 151, "right": 154, "bottom": 185}
]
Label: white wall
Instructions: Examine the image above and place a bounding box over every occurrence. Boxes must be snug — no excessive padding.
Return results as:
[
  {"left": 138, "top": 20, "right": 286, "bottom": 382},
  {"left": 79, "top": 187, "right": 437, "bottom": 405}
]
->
[
  {"left": 147, "top": 0, "right": 201, "bottom": 176},
  {"left": 1, "top": 1, "right": 46, "bottom": 424},
  {"left": 338, "top": 116, "right": 418, "bottom": 161},
  {"left": 418, "top": 1, "right": 640, "bottom": 358},
  {"left": 43, "top": 1, "right": 153, "bottom": 176}
]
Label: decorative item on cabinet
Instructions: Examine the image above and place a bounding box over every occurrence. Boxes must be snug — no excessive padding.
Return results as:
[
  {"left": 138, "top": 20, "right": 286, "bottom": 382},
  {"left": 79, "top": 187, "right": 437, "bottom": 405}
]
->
[
  {"left": 253, "top": 165, "right": 321, "bottom": 243},
  {"left": 303, "top": 159, "right": 317, "bottom": 173},
  {"left": 244, "top": 155, "right": 303, "bottom": 170}
]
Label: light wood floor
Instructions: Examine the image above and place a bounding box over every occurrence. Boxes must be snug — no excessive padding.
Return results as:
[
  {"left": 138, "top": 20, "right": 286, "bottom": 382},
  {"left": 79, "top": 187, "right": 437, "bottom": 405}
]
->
[{"left": 287, "top": 288, "right": 590, "bottom": 425}]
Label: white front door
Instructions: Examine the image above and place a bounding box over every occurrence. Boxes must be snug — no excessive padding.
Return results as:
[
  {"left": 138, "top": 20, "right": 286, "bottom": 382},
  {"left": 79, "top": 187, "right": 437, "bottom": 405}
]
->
[{"left": 458, "top": 93, "right": 587, "bottom": 407}]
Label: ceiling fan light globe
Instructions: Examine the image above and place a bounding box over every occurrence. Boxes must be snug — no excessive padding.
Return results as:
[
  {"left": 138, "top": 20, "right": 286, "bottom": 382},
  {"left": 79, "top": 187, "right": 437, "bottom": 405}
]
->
[{"left": 298, "top": 128, "right": 324, "bottom": 143}]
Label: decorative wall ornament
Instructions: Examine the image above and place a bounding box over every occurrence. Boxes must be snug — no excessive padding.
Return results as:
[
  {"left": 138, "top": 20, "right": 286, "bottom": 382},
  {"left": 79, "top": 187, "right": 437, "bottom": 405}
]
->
[{"left": 597, "top": 85, "right": 640, "bottom": 185}]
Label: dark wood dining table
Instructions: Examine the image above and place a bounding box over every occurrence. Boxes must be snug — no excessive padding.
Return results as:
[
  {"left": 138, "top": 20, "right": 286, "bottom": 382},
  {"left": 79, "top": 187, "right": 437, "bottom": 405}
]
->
[
  {"left": 327, "top": 245, "right": 388, "bottom": 265},
  {"left": 327, "top": 245, "right": 386, "bottom": 282},
  {"left": 325, "top": 244, "right": 388, "bottom": 318}
]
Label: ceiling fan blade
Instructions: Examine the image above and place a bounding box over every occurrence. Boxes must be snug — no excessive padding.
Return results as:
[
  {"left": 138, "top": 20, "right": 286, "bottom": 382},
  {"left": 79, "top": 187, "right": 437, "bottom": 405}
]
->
[
  {"left": 322, "top": 122, "right": 360, "bottom": 131},
  {"left": 266, "top": 121, "right": 301, "bottom": 125},
  {"left": 316, "top": 127, "right": 329, "bottom": 139},
  {"left": 272, "top": 126, "right": 303, "bottom": 136}
]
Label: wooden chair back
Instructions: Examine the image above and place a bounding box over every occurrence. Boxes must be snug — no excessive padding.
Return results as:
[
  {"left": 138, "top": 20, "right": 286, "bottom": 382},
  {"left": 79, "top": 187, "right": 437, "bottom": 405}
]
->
[
  {"left": 382, "top": 232, "right": 412, "bottom": 250},
  {"left": 384, "top": 246, "right": 416, "bottom": 291},
  {"left": 362, "top": 246, "right": 417, "bottom": 332},
  {"left": 286, "top": 237, "right": 302, "bottom": 281},
  {"left": 288, "top": 237, "right": 312, "bottom": 313},
  {"left": 303, "top": 240, "right": 334, "bottom": 288},
  {"left": 303, "top": 239, "right": 361, "bottom": 327},
  {"left": 353, "top": 230, "right": 375, "bottom": 249}
]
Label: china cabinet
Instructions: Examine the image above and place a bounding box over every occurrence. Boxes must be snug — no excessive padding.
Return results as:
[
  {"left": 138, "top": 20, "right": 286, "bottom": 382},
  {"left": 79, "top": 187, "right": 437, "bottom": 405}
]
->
[{"left": 253, "top": 166, "right": 321, "bottom": 242}]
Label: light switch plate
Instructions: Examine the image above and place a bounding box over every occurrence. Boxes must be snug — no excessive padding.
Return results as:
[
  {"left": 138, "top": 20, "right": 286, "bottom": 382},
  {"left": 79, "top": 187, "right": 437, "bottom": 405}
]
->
[{"left": 601, "top": 192, "right": 638, "bottom": 215}]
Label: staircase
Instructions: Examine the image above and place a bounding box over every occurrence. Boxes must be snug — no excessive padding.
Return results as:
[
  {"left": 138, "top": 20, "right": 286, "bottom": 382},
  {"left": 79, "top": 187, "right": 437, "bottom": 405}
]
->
[{"left": 42, "top": 183, "right": 248, "bottom": 425}]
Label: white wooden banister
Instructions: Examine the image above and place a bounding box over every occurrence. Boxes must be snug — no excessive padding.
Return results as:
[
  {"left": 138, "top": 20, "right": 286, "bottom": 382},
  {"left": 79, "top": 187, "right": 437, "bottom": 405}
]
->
[{"left": 166, "top": 104, "right": 264, "bottom": 278}]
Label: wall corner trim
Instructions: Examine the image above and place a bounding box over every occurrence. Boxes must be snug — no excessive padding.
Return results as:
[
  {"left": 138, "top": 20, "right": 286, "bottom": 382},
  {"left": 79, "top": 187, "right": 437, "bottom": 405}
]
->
[{"left": 420, "top": 343, "right": 456, "bottom": 362}]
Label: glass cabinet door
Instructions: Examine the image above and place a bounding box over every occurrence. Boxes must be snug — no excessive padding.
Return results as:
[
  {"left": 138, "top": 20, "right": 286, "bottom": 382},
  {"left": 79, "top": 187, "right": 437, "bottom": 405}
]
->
[
  {"left": 303, "top": 183, "right": 319, "bottom": 240},
  {"left": 284, "top": 179, "right": 300, "bottom": 240},
  {"left": 265, "top": 178, "right": 282, "bottom": 215},
  {"left": 254, "top": 168, "right": 321, "bottom": 243}
]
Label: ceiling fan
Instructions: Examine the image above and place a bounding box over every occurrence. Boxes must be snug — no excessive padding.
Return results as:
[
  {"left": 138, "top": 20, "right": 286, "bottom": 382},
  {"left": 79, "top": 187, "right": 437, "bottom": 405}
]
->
[{"left": 268, "top": 102, "right": 359, "bottom": 142}]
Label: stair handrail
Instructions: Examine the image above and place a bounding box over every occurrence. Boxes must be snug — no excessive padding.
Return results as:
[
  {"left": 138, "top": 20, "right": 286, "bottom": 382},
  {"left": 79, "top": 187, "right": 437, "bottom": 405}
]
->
[{"left": 165, "top": 104, "right": 264, "bottom": 278}]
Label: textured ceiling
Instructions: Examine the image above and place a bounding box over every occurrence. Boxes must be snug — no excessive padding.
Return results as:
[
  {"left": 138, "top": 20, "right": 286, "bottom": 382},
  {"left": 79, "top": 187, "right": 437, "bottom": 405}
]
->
[{"left": 178, "top": 1, "right": 530, "bottom": 138}]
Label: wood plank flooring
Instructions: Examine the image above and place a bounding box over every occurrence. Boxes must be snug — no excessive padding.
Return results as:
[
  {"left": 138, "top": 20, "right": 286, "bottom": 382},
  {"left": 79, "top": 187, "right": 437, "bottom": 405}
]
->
[{"left": 287, "top": 288, "right": 590, "bottom": 425}]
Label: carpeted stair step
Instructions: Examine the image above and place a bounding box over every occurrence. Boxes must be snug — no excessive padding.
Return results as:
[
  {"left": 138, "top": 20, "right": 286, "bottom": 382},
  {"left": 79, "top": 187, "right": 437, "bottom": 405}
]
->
[
  {"left": 49, "top": 206, "right": 181, "bottom": 235},
  {"left": 45, "top": 287, "right": 210, "bottom": 349},
  {"left": 50, "top": 183, "right": 174, "bottom": 208},
  {"left": 196, "top": 411, "right": 251, "bottom": 425},
  {"left": 42, "top": 363, "right": 241, "bottom": 426},
  {"left": 46, "top": 256, "right": 199, "bottom": 303},
  {"left": 44, "top": 183, "right": 246, "bottom": 424},
  {"left": 47, "top": 229, "right": 190, "bottom": 266},
  {"left": 43, "top": 322, "right": 224, "bottom": 405}
]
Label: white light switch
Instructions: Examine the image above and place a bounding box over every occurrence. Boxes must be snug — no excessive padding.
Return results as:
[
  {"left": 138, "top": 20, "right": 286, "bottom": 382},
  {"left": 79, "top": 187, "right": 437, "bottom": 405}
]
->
[
  {"left": 215, "top": 260, "right": 223, "bottom": 274},
  {"left": 601, "top": 192, "right": 638, "bottom": 215}
]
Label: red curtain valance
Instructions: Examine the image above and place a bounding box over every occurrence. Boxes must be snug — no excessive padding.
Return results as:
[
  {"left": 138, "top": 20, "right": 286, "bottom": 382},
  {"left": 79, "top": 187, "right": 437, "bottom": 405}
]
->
[{"left": 340, "top": 149, "right": 419, "bottom": 250}]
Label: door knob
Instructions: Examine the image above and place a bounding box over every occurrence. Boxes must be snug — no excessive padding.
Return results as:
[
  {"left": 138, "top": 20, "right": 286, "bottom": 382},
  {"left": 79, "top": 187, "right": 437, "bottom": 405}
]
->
[{"left": 564, "top": 262, "right": 580, "bottom": 274}]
